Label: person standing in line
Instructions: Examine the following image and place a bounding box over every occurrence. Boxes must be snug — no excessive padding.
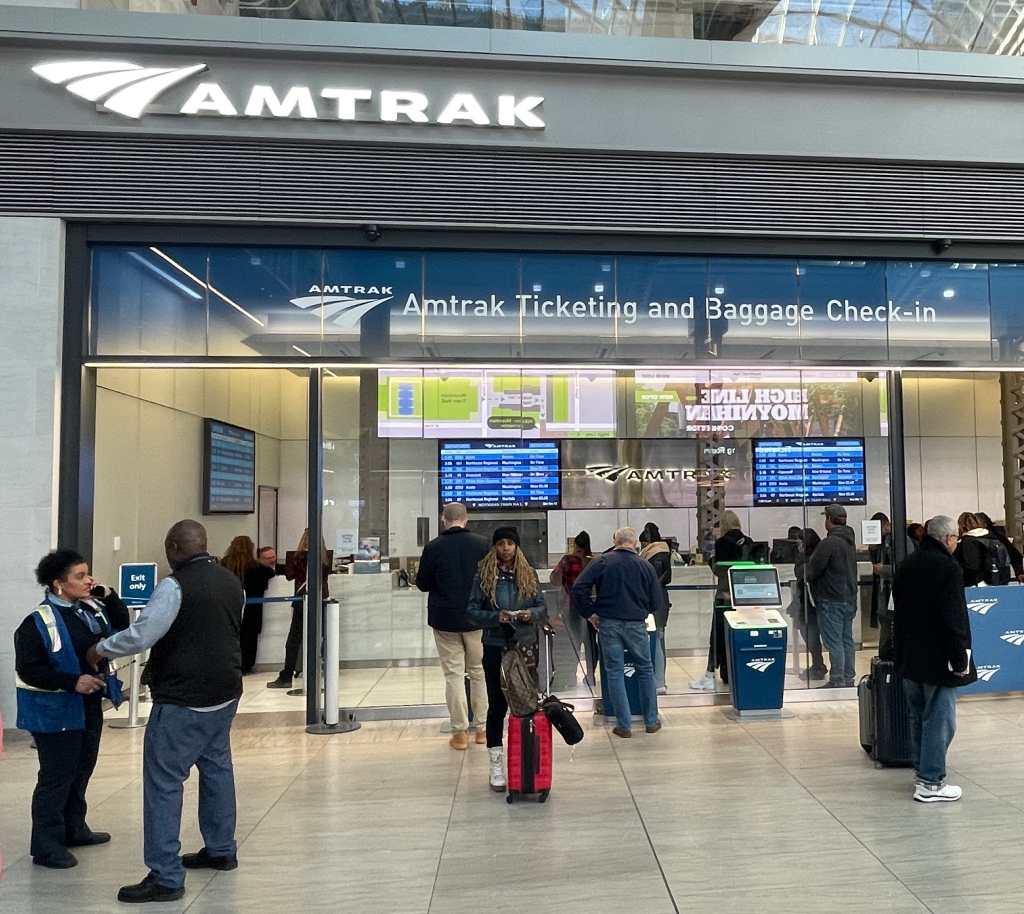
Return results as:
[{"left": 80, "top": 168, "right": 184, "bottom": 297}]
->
[
  {"left": 573, "top": 526, "right": 661, "bottom": 739},
  {"left": 638, "top": 522, "right": 672, "bottom": 695},
  {"left": 691, "top": 510, "right": 751, "bottom": 691},
  {"left": 788, "top": 528, "right": 827, "bottom": 681},
  {"left": 267, "top": 529, "right": 329, "bottom": 690},
  {"left": 416, "top": 502, "right": 490, "bottom": 751},
  {"left": 805, "top": 503, "right": 859, "bottom": 689},
  {"left": 220, "top": 536, "right": 275, "bottom": 675},
  {"left": 954, "top": 512, "right": 1012, "bottom": 587},
  {"left": 88, "top": 519, "right": 244, "bottom": 903},
  {"left": 14, "top": 550, "right": 129, "bottom": 869},
  {"left": 550, "top": 531, "right": 596, "bottom": 688},
  {"left": 892, "top": 515, "right": 977, "bottom": 802},
  {"left": 976, "top": 512, "right": 1024, "bottom": 581},
  {"left": 465, "top": 527, "right": 547, "bottom": 792}
]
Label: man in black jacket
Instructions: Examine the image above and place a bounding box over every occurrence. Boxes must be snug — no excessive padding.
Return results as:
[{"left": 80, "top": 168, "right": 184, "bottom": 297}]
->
[
  {"left": 90, "top": 519, "right": 244, "bottom": 903},
  {"left": 416, "top": 502, "right": 490, "bottom": 750},
  {"left": 892, "top": 515, "right": 978, "bottom": 803},
  {"left": 806, "top": 504, "right": 859, "bottom": 688}
]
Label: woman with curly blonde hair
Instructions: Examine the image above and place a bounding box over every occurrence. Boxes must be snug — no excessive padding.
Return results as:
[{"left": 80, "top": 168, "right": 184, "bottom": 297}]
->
[{"left": 466, "top": 527, "right": 547, "bottom": 793}]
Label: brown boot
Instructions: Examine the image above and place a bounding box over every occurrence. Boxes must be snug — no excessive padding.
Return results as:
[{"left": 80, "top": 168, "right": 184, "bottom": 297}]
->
[
  {"left": 449, "top": 731, "right": 469, "bottom": 750},
  {"left": 474, "top": 729, "right": 487, "bottom": 745}
]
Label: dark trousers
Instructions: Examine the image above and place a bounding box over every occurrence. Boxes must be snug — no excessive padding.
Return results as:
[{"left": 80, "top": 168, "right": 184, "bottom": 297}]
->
[
  {"left": 30, "top": 699, "right": 103, "bottom": 859},
  {"left": 239, "top": 605, "right": 263, "bottom": 673},
  {"left": 281, "top": 600, "right": 303, "bottom": 678},
  {"left": 705, "top": 600, "right": 731, "bottom": 684},
  {"left": 794, "top": 608, "right": 826, "bottom": 670},
  {"left": 481, "top": 645, "right": 508, "bottom": 749}
]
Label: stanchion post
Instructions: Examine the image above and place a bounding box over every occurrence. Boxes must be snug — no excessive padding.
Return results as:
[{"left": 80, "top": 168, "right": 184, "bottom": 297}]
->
[
  {"left": 109, "top": 605, "right": 148, "bottom": 729},
  {"left": 306, "top": 598, "right": 359, "bottom": 735}
]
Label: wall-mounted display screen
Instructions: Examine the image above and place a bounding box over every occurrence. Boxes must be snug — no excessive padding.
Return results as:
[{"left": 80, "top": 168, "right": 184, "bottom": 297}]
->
[
  {"left": 203, "top": 419, "right": 256, "bottom": 514},
  {"left": 752, "top": 437, "right": 867, "bottom": 507},
  {"left": 378, "top": 370, "right": 615, "bottom": 439},
  {"left": 439, "top": 441, "right": 560, "bottom": 510}
]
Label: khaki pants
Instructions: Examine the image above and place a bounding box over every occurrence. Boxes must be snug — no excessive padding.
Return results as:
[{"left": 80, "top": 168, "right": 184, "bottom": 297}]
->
[{"left": 433, "top": 629, "right": 487, "bottom": 733}]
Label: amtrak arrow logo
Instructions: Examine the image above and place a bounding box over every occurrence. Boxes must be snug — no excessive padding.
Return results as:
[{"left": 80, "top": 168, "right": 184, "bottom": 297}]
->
[
  {"left": 1000, "top": 631, "right": 1024, "bottom": 646},
  {"left": 290, "top": 288, "right": 395, "bottom": 331},
  {"left": 32, "top": 60, "right": 206, "bottom": 119},
  {"left": 585, "top": 465, "right": 632, "bottom": 483},
  {"left": 977, "top": 666, "right": 1000, "bottom": 681},
  {"left": 968, "top": 599, "right": 998, "bottom": 615},
  {"left": 746, "top": 659, "right": 776, "bottom": 673}
]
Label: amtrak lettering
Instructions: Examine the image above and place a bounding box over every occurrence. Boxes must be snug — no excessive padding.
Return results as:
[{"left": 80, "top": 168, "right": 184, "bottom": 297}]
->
[{"left": 32, "top": 60, "right": 546, "bottom": 128}]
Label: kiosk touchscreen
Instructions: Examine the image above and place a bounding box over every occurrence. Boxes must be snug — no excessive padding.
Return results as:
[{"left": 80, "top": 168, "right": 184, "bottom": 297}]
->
[{"left": 727, "top": 565, "right": 784, "bottom": 610}]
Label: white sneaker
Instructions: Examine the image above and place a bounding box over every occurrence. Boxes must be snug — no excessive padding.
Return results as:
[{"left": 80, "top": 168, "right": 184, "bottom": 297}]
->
[
  {"left": 488, "top": 747, "right": 506, "bottom": 792},
  {"left": 689, "top": 672, "right": 715, "bottom": 691},
  {"left": 914, "top": 782, "right": 962, "bottom": 803}
]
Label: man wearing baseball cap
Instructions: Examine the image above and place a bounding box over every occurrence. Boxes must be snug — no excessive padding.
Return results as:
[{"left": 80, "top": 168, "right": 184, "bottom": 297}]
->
[{"left": 806, "top": 504, "right": 859, "bottom": 688}]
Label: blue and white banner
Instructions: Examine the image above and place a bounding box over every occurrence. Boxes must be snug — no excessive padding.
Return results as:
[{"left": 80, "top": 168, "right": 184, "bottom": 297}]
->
[{"left": 961, "top": 585, "right": 1024, "bottom": 695}]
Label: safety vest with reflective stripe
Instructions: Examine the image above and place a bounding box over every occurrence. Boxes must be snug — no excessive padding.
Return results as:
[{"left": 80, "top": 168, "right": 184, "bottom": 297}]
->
[{"left": 16, "top": 604, "right": 85, "bottom": 733}]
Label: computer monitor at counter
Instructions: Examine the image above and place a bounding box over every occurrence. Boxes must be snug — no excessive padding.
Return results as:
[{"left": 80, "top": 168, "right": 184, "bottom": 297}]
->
[{"left": 728, "top": 565, "right": 784, "bottom": 609}]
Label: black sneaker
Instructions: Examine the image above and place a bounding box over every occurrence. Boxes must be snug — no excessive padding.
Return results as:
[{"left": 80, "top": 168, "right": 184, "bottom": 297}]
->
[
  {"left": 68, "top": 831, "right": 111, "bottom": 847},
  {"left": 117, "top": 874, "right": 185, "bottom": 904},
  {"left": 182, "top": 848, "right": 238, "bottom": 871},
  {"left": 266, "top": 677, "right": 292, "bottom": 690},
  {"left": 33, "top": 852, "right": 78, "bottom": 869}
]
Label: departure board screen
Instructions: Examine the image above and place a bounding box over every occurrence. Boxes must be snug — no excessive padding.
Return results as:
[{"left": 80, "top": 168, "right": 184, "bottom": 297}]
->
[
  {"left": 203, "top": 419, "right": 256, "bottom": 514},
  {"left": 752, "top": 438, "right": 867, "bottom": 507},
  {"left": 439, "top": 441, "right": 560, "bottom": 510}
]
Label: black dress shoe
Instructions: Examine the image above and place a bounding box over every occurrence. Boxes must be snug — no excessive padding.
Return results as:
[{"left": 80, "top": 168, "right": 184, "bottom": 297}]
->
[
  {"left": 68, "top": 831, "right": 111, "bottom": 847},
  {"left": 182, "top": 848, "right": 238, "bottom": 871},
  {"left": 117, "top": 874, "right": 185, "bottom": 904},
  {"left": 266, "top": 677, "right": 292, "bottom": 690},
  {"left": 33, "top": 852, "right": 78, "bottom": 869}
]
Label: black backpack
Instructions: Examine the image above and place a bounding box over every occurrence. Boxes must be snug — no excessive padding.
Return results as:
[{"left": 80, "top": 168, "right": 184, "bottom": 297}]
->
[{"left": 983, "top": 538, "right": 1012, "bottom": 586}]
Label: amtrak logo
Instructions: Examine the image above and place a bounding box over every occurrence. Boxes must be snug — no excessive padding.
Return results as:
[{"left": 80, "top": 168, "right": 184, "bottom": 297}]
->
[
  {"left": 968, "top": 599, "right": 999, "bottom": 615},
  {"left": 1000, "top": 631, "right": 1024, "bottom": 646},
  {"left": 624, "top": 664, "right": 636, "bottom": 678},
  {"left": 584, "top": 465, "right": 730, "bottom": 484},
  {"left": 32, "top": 60, "right": 206, "bottom": 119},
  {"left": 290, "top": 285, "right": 394, "bottom": 331},
  {"left": 746, "top": 658, "right": 776, "bottom": 673},
  {"left": 976, "top": 666, "right": 1000, "bottom": 682}
]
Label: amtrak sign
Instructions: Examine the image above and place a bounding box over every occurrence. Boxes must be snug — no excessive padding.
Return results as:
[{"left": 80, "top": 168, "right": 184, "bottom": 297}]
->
[{"left": 31, "top": 60, "right": 546, "bottom": 128}]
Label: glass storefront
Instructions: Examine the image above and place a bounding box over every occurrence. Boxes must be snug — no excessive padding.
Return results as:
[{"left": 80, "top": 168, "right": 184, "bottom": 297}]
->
[{"left": 83, "top": 241, "right": 1024, "bottom": 720}]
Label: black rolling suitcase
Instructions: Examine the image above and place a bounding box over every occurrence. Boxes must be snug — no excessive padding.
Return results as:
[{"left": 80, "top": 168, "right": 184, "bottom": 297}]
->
[{"left": 858, "top": 656, "right": 913, "bottom": 768}]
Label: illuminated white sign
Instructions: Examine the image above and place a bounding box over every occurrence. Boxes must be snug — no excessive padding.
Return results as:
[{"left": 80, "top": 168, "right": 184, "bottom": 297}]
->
[{"left": 32, "top": 60, "right": 546, "bottom": 128}]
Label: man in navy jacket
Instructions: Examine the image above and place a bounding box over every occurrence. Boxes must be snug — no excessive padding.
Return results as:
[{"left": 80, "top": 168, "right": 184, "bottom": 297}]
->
[{"left": 573, "top": 526, "right": 661, "bottom": 738}]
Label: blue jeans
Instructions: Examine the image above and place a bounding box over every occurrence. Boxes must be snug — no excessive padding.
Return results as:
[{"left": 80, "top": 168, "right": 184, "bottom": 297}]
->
[
  {"left": 654, "top": 627, "right": 667, "bottom": 691},
  {"left": 599, "top": 618, "right": 659, "bottom": 730},
  {"left": 817, "top": 601, "right": 857, "bottom": 685},
  {"left": 903, "top": 679, "right": 957, "bottom": 786},
  {"left": 143, "top": 701, "right": 239, "bottom": 889}
]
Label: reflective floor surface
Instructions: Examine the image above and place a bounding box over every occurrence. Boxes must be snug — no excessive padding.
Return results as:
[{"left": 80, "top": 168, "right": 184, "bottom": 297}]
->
[{"left": 4, "top": 694, "right": 1024, "bottom": 913}]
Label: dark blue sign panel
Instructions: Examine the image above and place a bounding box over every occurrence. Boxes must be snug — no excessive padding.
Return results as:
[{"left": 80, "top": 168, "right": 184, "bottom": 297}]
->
[
  {"left": 118, "top": 563, "right": 158, "bottom": 603},
  {"left": 439, "top": 440, "right": 560, "bottom": 510},
  {"left": 961, "top": 586, "right": 1024, "bottom": 695},
  {"left": 752, "top": 437, "right": 866, "bottom": 506},
  {"left": 203, "top": 419, "right": 256, "bottom": 514}
]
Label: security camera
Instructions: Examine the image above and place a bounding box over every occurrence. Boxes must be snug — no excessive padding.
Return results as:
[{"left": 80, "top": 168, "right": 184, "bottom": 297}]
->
[
  {"left": 363, "top": 224, "right": 381, "bottom": 242},
  {"left": 932, "top": 238, "right": 953, "bottom": 254}
]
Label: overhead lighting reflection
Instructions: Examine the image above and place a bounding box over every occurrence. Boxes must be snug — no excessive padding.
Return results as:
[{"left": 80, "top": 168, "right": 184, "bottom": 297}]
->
[
  {"left": 127, "top": 252, "right": 202, "bottom": 299},
  {"left": 943, "top": 289, "right": 955, "bottom": 298},
  {"left": 149, "top": 247, "right": 265, "bottom": 327},
  {"left": 293, "top": 345, "right": 312, "bottom": 356}
]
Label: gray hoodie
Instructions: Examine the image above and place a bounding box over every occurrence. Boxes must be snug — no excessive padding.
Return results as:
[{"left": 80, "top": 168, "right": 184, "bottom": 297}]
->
[{"left": 805, "top": 523, "right": 858, "bottom": 604}]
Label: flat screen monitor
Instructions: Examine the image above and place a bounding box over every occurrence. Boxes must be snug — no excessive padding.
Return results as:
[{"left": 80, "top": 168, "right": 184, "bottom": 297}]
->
[
  {"left": 439, "top": 440, "right": 560, "bottom": 510},
  {"left": 752, "top": 437, "right": 867, "bottom": 507},
  {"left": 769, "top": 538, "right": 800, "bottom": 564},
  {"left": 203, "top": 419, "right": 255, "bottom": 514},
  {"left": 728, "top": 565, "right": 784, "bottom": 609}
]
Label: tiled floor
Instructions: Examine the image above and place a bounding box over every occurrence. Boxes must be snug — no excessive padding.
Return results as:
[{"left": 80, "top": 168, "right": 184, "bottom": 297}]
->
[{"left": 5, "top": 694, "right": 1024, "bottom": 912}]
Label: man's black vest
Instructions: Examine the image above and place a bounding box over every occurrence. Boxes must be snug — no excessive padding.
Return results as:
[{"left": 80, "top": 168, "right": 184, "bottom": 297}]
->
[{"left": 147, "top": 554, "right": 243, "bottom": 707}]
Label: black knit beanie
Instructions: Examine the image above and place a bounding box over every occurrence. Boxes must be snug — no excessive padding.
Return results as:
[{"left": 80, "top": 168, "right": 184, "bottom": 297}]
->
[{"left": 492, "top": 526, "right": 521, "bottom": 547}]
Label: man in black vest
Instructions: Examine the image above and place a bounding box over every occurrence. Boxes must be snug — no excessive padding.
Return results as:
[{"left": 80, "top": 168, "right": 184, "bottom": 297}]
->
[{"left": 89, "top": 519, "right": 244, "bottom": 903}]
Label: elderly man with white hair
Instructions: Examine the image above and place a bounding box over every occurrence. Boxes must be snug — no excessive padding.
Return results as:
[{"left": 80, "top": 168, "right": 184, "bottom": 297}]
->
[
  {"left": 892, "top": 514, "right": 978, "bottom": 803},
  {"left": 572, "top": 526, "right": 662, "bottom": 738}
]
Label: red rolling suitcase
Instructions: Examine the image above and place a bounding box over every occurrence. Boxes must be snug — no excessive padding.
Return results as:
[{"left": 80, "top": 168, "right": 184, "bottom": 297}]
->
[{"left": 506, "top": 712, "right": 553, "bottom": 803}]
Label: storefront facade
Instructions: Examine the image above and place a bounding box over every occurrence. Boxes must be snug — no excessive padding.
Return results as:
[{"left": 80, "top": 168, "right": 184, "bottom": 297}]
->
[{"left": 3, "top": 8, "right": 1024, "bottom": 725}]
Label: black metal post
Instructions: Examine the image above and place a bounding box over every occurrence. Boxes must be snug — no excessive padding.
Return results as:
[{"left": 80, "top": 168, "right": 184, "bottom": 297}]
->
[
  {"left": 305, "top": 367, "right": 324, "bottom": 727},
  {"left": 887, "top": 371, "right": 908, "bottom": 565}
]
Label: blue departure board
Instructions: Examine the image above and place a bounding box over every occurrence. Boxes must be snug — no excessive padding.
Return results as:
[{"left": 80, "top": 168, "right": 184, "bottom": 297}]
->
[
  {"left": 440, "top": 441, "right": 560, "bottom": 510},
  {"left": 752, "top": 438, "right": 867, "bottom": 507},
  {"left": 203, "top": 419, "right": 256, "bottom": 514}
]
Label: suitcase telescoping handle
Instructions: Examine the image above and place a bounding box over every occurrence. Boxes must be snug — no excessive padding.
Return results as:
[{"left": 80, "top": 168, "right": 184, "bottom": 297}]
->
[{"left": 541, "top": 622, "right": 555, "bottom": 697}]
